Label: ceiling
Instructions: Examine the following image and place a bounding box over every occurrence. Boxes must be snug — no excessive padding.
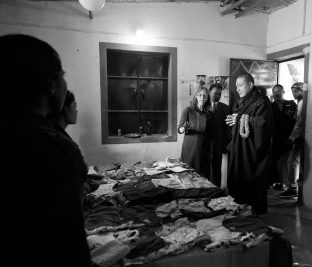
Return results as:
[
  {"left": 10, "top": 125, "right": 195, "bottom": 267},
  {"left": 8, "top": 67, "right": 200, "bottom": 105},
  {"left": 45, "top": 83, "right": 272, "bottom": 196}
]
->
[{"left": 29, "top": 0, "right": 299, "bottom": 17}]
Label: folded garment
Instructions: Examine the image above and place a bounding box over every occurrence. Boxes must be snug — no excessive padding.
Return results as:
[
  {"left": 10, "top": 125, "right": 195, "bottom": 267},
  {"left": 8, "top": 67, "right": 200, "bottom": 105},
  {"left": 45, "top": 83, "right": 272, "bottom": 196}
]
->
[
  {"left": 127, "top": 228, "right": 165, "bottom": 259},
  {"left": 155, "top": 200, "right": 182, "bottom": 219},
  {"left": 170, "top": 186, "right": 226, "bottom": 200},
  {"left": 178, "top": 198, "right": 211, "bottom": 213},
  {"left": 244, "top": 232, "right": 271, "bottom": 249},
  {"left": 196, "top": 217, "right": 241, "bottom": 243},
  {"left": 222, "top": 215, "right": 271, "bottom": 236},
  {"left": 85, "top": 205, "right": 123, "bottom": 230},
  {"left": 86, "top": 221, "right": 145, "bottom": 235},
  {"left": 90, "top": 183, "right": 117, "bottom": 199},
  {"left": 120, "top": 205, "right": 162, "bottom": 227},
  {"left": 113, "top": 180, "right": 173, "bottom": 205},
  {"left": 208, "top": 196, "right": 242, "bottom": 212},
  {"left": 169, "top": 166, "right": 193, "bottom": 173},
  {"left": 93, "top": 163, "right": 121, "bottom": 174},
  {"left": 90, "top": 238, "right": 130, "bottom": 267},
  {"left": 151, "top": 177, "right": 183, "bottom": 189},
  {"left": 134, "top": 161, "right": 156, "bottom": 169},
  {"left": 152, "top": 174, "right": 215, "bottom": 189},
  {"left": 145, "top": 168, "right": 169, "bottom": 176}
]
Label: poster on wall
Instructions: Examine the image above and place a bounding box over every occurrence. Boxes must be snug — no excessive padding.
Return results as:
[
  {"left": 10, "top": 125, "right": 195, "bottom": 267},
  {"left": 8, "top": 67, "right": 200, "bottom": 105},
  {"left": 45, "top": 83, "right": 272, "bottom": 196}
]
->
[
  {"left": 229, "top": 58, "right": 278, "bottom": 107},
  {"left": 206, "top": 76, "right": 229, "bottom": 105},
  {"left": 181, "top": 75, "right": 230, "bottom": 106}
]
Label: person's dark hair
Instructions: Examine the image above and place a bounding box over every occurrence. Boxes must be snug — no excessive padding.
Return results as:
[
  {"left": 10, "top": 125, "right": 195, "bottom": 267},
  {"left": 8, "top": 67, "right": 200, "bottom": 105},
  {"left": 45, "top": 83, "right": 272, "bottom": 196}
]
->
[
  {"left": 256, "top": 86, "right": 267, "bottom": 96},
  {"left": 209, "top": 83, "right": 222, "bottom": 91},
  {"left": 272, "top": 84, "right": 284, "bottom": 91},
  {"left": 237, "top": 73, "right": 255, "bottom": 86},
  {"left": 0, "top": 34, "right": 62, "bottom": 110},
  {"left": 291, "top": 82, "right": 304, "bottom": 91}
]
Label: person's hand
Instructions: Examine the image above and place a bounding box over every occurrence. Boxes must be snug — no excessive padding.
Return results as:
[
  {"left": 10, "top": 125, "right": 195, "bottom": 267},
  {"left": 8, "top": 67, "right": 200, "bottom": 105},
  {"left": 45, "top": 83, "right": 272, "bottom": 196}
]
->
[
  {"left": 184, "top": 121, "right": 191, "bottom": 132},
  {"left": 225, "top": 113, "right": 238, "bottom": 126},
  {"left": 179, "top": 121, "right": 191, "bottom": 133}
]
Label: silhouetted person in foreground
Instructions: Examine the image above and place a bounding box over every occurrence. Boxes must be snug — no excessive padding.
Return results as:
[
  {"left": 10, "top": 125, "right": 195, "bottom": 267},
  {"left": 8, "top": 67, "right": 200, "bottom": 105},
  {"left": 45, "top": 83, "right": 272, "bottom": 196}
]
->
[{"left": 0, "top": 34, "right": 91, "bottom": 267}]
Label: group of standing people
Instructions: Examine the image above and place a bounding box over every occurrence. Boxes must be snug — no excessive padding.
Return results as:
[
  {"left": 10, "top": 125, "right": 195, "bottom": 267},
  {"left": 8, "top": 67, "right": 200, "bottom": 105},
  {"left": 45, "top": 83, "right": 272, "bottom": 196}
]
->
[
  {"left": 271, "top": 83, "right": 304, "bottom": 198},
  {"left": 179, "top": 73, "right": 304, "bottom": 215}
]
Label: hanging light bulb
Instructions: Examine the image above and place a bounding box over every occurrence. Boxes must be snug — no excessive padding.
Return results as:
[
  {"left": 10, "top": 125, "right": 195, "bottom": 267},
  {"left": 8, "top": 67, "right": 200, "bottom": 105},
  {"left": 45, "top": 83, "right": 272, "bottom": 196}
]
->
[{"left": 78, "top": 0, "right": 106, "bottom": 12}]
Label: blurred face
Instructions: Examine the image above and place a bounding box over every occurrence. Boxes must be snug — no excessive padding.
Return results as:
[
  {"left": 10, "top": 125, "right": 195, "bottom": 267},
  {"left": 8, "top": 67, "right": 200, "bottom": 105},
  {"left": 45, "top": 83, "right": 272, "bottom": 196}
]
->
[
  {"left": 50, "top": 70, "right": 67, "bottom": 113},
  {"left": 272, "top": 86, "right": 284, "bottom": 101},
  {"left": 64, "top": 100, "right": 78, "bottom": 125},
  {"left": 209, "top": 87, "right": 222, "bottom": 103},
  {"left": 236, "top": 77, "right": 253, "bottom": 98},
  {"left": 196, "top": 89, "right": 208, "bottom": 107},
  {"left": 291, "top": 87, "right": 303, "bottom": 100}
]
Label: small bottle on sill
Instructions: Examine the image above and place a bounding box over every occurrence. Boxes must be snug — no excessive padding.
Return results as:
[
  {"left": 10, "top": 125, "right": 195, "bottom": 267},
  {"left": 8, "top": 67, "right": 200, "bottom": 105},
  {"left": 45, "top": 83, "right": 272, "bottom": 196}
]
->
[{"left": 146, "top": 121, "right": 152, "bottom": 135}]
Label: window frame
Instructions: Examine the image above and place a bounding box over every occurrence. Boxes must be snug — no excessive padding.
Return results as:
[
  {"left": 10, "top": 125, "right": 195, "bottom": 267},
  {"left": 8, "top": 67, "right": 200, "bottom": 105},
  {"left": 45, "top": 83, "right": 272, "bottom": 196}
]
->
[{"left": 99, "top": 42, "right": 177, "bottom": 144}]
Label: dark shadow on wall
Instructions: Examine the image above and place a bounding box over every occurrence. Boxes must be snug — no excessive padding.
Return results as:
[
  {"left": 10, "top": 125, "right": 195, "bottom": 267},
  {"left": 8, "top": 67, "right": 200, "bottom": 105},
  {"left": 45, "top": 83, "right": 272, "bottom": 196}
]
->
[{"left": 78, "top": 111, "right": 100, "bottom": 166}]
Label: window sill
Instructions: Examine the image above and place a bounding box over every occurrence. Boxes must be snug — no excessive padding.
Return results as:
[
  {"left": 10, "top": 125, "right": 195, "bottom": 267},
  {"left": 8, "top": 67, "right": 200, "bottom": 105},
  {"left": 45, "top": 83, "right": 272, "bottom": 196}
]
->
[{"left": 104, "top": 134, "right": 177, "bottom": 144}]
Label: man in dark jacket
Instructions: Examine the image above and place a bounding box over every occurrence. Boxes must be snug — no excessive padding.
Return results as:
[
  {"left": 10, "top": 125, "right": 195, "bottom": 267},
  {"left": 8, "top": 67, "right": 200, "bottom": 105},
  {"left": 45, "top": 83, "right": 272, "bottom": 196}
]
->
[
  {"left": 270, "top": 84, "right": 297, "bottom": 189},
  {"left": 208, "top": 83, "right": 230, "bottom": 187},
  {"left": 226, "top": 73, "right": 273, "bottom": 214},
  {"left": 0, "top": 34, "right": 91, "bottom": 267}
]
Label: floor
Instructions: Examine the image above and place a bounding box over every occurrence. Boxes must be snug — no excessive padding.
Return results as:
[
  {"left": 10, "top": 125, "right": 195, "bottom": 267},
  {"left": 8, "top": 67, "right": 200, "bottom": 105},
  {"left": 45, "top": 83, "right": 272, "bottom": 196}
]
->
[{"left": 260, "top": 189, "right": 312, "bottom": 267}]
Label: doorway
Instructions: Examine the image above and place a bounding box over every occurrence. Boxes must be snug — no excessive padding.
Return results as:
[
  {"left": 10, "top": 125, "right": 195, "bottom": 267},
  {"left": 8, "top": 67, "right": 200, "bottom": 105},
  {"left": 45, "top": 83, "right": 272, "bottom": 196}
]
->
[
  {"left": 268, "top": 44, "right": 310, "bottom": 205},
  {"left": 278, "top": 57, "right": 305, "bottom": 101}
]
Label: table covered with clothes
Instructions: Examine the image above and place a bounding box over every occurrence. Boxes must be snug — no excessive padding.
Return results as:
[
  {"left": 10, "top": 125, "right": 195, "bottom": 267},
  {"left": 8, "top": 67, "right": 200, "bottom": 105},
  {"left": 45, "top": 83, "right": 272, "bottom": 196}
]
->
[{"left": 83, "top": 159, "right": 293, "bottom": 267}]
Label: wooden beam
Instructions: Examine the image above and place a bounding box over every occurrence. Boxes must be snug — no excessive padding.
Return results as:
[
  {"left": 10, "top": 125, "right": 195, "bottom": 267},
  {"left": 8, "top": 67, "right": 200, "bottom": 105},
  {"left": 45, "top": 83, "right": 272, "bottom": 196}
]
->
[
  {"left": 235, "top": 0, "right": 265, "bottom": 18},
  {"left": 220, "top": 0, "right": 247, "bottom": 16}
]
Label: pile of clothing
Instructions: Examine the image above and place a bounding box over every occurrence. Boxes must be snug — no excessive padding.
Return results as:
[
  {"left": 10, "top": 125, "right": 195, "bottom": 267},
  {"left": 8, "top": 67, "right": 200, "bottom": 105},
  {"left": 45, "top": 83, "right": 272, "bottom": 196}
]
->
[{"left": 83, "top": 159, "right": 285, "bottom": 267}]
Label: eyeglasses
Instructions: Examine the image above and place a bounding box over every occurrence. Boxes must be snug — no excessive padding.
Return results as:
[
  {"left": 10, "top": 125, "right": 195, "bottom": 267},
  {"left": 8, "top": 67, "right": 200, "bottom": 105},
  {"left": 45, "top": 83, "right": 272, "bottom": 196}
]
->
[{"left": 197, "top": 93, "right": 208, "bottom": 97}]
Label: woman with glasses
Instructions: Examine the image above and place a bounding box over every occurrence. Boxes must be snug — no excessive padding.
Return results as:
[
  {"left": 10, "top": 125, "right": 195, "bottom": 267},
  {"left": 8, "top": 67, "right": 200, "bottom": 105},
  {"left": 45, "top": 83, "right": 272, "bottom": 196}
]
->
[{"left": 178, "top": 85, "right": 212, "bottom": 177}]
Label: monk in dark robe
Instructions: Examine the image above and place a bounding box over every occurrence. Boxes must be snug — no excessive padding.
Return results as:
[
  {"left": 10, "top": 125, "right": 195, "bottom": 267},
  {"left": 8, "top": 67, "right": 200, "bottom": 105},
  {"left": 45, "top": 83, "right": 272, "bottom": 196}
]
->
[{"left": 226, "top": 73, "right": 273, "bottom": 214}]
